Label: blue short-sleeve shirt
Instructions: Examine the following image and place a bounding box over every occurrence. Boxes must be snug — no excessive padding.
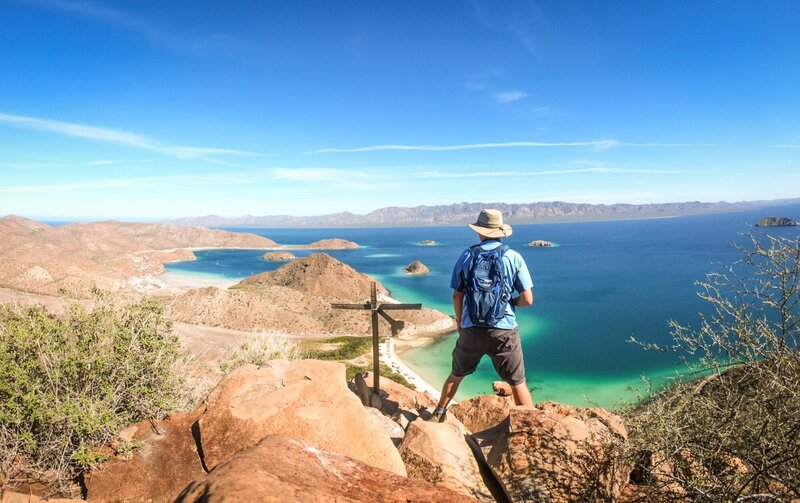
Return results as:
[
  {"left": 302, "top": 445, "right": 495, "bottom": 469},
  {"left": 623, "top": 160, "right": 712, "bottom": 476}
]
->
[{"left": 450, "top": 239, "right": 534, "bottom": 329}]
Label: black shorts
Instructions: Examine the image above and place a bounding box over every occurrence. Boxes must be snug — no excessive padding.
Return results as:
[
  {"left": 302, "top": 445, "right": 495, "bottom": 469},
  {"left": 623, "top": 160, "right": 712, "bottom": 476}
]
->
[{"left": 451, "top": 326, "right": 526, "bottom": 385}]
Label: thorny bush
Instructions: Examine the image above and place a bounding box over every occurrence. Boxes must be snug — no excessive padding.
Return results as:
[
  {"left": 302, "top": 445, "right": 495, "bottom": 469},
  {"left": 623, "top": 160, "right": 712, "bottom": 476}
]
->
[{"left": 626, "top": 232, "right": 800, "bottom": 501}]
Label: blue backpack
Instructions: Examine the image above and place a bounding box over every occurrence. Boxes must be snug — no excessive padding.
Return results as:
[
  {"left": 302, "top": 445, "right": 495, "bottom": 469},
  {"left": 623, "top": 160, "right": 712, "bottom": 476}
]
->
[{"left": 464, "top": 244, "right": 512, "bottom": 327}]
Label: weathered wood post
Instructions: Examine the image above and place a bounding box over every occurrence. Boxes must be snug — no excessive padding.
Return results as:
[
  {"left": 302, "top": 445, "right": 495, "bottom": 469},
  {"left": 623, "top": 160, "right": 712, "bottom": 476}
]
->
[{"left": 331, "top": 281, "right": 421, "bottom": 393}]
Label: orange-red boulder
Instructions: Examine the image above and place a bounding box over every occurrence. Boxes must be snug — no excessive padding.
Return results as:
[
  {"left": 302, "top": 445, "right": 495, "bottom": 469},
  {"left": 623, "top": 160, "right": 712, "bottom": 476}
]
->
[
  {"left": 472, "top": 402, "right": 630, "bottom": 502},
  {"left": 196, "top": 360, "right": 407, "bottom": 476},
  {"left": 176, "top": 435, "right": 479, "bottom": 503},
  {"left": 85, "top": 409, "right": 205, "bottom": 503}
]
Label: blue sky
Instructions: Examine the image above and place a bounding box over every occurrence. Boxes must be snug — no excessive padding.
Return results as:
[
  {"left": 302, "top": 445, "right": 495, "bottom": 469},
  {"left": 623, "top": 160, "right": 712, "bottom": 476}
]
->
[{"left": 1, "top": 0, "right": 799, "bottom": 219}]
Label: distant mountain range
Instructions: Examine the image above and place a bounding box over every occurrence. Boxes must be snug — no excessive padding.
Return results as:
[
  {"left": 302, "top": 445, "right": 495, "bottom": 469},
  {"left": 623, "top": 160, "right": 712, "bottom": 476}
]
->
[{"left": 168, "top": 198, "right": 800, "bottom": 228}]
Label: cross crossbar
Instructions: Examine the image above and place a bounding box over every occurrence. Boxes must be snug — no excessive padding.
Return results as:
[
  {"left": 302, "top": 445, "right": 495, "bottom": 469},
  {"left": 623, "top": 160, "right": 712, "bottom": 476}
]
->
[{"left": 330, "top": 282, "right": 422, "bottom": 392}]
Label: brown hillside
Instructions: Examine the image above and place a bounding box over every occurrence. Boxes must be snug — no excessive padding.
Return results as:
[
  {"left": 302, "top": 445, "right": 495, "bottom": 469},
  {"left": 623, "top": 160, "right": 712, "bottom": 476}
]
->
[
  {"left": 169, "top": 254, "right": 452, "bottom": 337},
  {"left": 237, "top": 253, "right": 387, "bottom": 301},
  {"left": 0, "top": 216, "right": 277, "bottom": 296}
]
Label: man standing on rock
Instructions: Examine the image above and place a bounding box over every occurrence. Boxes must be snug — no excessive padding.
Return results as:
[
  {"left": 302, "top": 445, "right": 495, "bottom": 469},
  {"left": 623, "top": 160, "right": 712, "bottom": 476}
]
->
[{"left": 432, "top": 209, "right": 534, "bottom": 421}]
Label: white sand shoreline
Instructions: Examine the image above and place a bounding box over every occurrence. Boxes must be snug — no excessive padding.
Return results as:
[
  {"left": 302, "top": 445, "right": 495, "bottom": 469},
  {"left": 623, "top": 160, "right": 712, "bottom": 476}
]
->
[
  {"left": 381, "top": 337, "right": 441, "bottom": 399},
  {"left": 157, "top": 270, "right": 239, "bottom": 290}
]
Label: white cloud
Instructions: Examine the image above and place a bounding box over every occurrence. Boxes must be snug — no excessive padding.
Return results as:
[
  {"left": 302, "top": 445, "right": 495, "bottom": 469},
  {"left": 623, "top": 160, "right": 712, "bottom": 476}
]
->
[
  {"left": 622, "top": 142, "right": 719, "bottom": 147},
  {"left": 411, "top": 167, "right": 687, "bottom": 179},
  {"left": 493, "top": 90, "right": 528, "bottom": 103},
  {"left": 774, "top": 144, "right": 800, "bottom": 148},
  {"left": 0, "top": 112, "right": 269, "bottom": 161},
  {"left": 311, "top": 140, "right": 620, "bottom": 154}
]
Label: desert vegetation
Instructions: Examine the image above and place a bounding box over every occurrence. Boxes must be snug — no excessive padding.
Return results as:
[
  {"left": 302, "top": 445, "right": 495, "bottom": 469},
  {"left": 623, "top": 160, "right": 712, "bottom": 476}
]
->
[
  {"left": 625, "top": 233, "right": 800, "bottom": 501},
  {"left": 0, "top": 294, "right": 193, "bottom": 496}
]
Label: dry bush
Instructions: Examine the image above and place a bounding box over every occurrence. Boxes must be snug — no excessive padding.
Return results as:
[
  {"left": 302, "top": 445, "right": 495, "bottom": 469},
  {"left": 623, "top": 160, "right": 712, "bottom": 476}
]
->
[
  {"left": 0, "top": 294, "right": 193, "bottom": 496},
  {"left": 219, "top": 331, "right": 304, "bottom": 373},
  {"left": 625, "top": 232, "right": 800, "bottom": 501}
]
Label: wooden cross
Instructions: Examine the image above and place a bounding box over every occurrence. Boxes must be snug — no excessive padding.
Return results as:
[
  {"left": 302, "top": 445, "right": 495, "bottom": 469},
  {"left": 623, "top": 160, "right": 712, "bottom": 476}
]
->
[{"left": 331, "top": 282, "right": 421, "bottom": 392}]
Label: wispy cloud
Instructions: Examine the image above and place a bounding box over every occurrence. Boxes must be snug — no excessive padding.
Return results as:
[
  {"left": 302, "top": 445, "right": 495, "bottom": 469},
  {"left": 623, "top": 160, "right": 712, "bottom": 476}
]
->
[
  {"left": 470, "top": 0, "right": 548, "bottom": 59},
  {"left": 774, "top": 144, "right": 800, "bottom": 149},
  {"left": 493, "top": 90, "right": 528, "bottom": 103},
  {"left": 0, "top": 112, "right": 269, "bottom": 162},
  {"left": 571, "top": 160, "right": 607, "bottom": 167},
  {"left": 311, "top": 140, "right": 620, "bottom": 154},
  {"left": 411, "top": 167, "right": 687, "bottom": 179},
  {"left": 621, "top": 142, "right": 719, "bottom": 147}
]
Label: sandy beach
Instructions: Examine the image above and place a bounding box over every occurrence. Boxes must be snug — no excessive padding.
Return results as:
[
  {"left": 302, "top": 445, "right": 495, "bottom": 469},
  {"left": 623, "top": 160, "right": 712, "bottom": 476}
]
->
[
  {"left": 155, "top": 270, "right": 239, "bottom": 292},
  {"left": 381, "top": 337, "right": 442, "bottom": 399}
]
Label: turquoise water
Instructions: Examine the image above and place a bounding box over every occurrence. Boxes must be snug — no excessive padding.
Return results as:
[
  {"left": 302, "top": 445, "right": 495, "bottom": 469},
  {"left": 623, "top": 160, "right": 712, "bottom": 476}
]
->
[{"left": 166, "top": 204, "right": 800, "bottom": 409}]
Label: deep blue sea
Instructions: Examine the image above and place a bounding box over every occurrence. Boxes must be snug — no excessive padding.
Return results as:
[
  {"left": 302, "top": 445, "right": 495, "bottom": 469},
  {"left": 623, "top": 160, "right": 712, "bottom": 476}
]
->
[{"left": 166, "top": 203, "right": 800, "bottom": 409}]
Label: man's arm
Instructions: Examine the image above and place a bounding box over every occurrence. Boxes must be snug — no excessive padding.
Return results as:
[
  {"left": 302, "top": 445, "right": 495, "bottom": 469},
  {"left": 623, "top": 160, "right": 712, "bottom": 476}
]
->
[
  {"left": 513, "top": 288, "right": 534, "bottom": 307},
  {"left": 452, "top": 290, "right": 464, "bottom": 331}
]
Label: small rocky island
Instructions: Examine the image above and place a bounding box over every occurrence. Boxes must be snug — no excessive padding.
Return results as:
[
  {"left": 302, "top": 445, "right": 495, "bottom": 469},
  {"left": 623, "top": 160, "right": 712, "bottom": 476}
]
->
[
  {"left": 755, "top": 216, "right": 798, "bottom": 227},
  {"left": 527, "top": 240, "right": 554, "bottom": 247},
  {"left": 263, "top": 251, "right": 296, "bottom": 262},
  {"left": 296, "top": 238, "right": 360, "bottom": 250},
  {"left": 404, "top": 260, "right": 430, "bottom": 275},
  {"left": 419, "top": 240, "right": 436, "bottom": 246}
]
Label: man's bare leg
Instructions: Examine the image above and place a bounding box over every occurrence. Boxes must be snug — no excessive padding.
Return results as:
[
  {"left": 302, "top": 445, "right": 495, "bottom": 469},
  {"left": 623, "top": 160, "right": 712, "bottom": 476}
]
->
[
  {"left": 436, "top": 373, "right": 464, "bottom": 409},
  {"left": 512, "top": 381, "right": 534, "bottom": 407}
]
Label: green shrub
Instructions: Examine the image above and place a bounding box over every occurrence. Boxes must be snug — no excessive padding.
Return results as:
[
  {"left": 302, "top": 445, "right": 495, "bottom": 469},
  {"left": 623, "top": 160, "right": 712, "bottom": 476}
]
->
[
  {"left": 304, "top": 336, "right": 375, "bottom": 360},
  {"left": 0, "top": 296, "right": 192, "bottom": 495}
]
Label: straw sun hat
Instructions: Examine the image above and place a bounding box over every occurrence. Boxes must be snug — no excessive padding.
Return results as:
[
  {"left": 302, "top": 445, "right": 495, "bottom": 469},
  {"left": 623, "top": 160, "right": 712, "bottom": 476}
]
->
[{"left": 468, "top": 209, "right": 513, "bottom": 238}]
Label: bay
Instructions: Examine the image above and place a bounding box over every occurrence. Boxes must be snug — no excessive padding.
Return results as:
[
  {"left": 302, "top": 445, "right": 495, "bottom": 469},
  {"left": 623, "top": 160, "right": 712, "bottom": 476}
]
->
[{"left": 166, "top": 203, "right": 800, "bottom": 409}]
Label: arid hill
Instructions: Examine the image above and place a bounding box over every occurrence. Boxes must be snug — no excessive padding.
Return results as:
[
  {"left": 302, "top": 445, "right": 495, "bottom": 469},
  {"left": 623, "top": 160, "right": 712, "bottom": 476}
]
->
[
  {"left": 262, "top": 251, "right": 295, "bottom": 262},
  {"left": 279, "top": 238, "right": 360, "bottom": 250},
  {"left": 169, "top": 254, "right": 453, "bottom": 337},
  {"left": 0, "top": 215, "right": 276, "bottom": 296}
]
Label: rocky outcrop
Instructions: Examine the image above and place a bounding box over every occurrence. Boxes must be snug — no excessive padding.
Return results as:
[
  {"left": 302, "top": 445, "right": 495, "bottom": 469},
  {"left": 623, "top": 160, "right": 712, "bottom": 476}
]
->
[
  {"left": 86, "top": 409, "right": 205, "bottom": 503},
  {"left": 289, "top": 238, "right": 360, "bottom": 250},
  {"left": 470, "top": 402, "right": 630, "bottom": 503},
  {"left": 169, "top": 254, "right": 454, "bottom": 336},
  {"left": 492, "top": 380, "right": 513, "bottom": 397},
  {"left": 196, "top": 360, "right": 407, "bottom": 476},
  {"left": 527, "top": 240, "right": 553, "bottom": 247},
  {"left": 404, "top": 260, "right": 430, "bottom": 275},
  {"left": 449, "top": 394, "right": 514, "bottom": 434},
  {"left": 175, "top": 435, "right": 480, "bottom": 503},
  {"left": 756, "top": 216, "right": 798, "bottom": 227},
  {"left": 261, "top": 251, "right": 295, "bottom": 262},
  {"left": 399, "top": 421, "right": 494, "bottom": 502},
  {"left": 0, "top": 492, "right": 75, "bottom": 502}
]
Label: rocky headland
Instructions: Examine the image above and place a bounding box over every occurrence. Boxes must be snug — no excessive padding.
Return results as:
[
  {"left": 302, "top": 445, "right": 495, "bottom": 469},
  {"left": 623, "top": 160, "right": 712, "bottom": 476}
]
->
[
  {"left": 262, "top": 251, "right": 295, "bottom": 262},
  {"left": 756, "top": 216, "right": 799, "bottom": 227},
  {"left": 404, "top": 260, "right": 430, "bottom": 275},
  {"left": 0, "top": 215, "right": 276, "bottom": 296},
  {"left": 168, "top": 253, "right": 453, "bottom": 337}
]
